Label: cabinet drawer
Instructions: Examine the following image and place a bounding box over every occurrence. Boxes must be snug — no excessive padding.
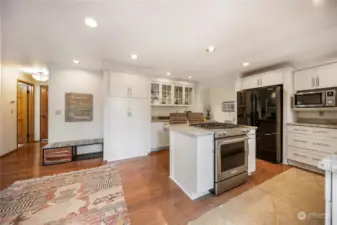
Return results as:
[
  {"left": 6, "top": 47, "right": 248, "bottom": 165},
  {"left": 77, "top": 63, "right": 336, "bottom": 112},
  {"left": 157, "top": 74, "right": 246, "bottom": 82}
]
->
[
  {"left": 287, "top": 126, "right": 312, "bottom": 135},
  {"left": 287, "top": 134, "right": 337, "bottom": 154},
  {"left": 288, "top": 125, "right": 337, "bottom": 138},
  {"left": 288, "top": 146, "right": 330, "bottom": 167},
  {"left": 288, "top": 147, "right": 312, "bottom": 165}
]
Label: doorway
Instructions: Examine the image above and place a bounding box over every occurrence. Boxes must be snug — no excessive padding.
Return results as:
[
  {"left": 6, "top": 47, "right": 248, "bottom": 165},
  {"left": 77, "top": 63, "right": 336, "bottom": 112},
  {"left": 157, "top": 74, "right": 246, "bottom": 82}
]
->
[
  {"left": 40, "top": 85, "right": 48, "bottom": 141},
  {"left": 17, "top": 81, "right": 34, "bottom": 147}
]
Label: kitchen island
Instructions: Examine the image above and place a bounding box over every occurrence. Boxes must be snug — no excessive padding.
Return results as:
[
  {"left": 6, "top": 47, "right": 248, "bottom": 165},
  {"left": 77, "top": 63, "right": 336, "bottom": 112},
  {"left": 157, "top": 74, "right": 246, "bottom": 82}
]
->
[
  {"left": 169, "top": 124, "right": 214, "bottom": 200},
  {"left": 169, "top": 123, "right": 257, "bottom": 200}
]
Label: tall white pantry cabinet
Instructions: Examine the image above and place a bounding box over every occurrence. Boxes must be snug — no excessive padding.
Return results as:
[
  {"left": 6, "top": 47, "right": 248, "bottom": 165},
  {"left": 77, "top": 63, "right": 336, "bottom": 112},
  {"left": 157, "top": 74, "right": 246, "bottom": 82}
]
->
[{"left": 105, "top": 72, "right": 150, "bottom": 161}]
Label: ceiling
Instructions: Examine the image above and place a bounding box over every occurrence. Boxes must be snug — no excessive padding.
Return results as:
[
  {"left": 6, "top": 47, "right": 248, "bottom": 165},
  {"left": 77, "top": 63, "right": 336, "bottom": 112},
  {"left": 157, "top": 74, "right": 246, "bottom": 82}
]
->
[{"left": 2, "top": 0, "right": 337, "bottom": 81}]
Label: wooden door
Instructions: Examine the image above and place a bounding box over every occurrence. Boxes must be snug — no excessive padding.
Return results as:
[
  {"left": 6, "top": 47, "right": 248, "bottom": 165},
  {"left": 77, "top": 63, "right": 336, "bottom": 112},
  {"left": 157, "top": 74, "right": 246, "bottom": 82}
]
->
[
  {"left": 17, "top": 83, "right": 28, "bottom": 144},
  {"left": 40, "top": 85, "right": 48, "bottom": 140}
]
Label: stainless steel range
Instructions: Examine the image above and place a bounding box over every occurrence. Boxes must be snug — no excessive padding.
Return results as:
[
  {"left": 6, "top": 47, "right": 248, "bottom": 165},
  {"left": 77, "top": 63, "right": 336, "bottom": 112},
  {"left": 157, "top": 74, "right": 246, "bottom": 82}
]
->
[{"left": 191, "top": 122, "right": 249, "bottom": 195}]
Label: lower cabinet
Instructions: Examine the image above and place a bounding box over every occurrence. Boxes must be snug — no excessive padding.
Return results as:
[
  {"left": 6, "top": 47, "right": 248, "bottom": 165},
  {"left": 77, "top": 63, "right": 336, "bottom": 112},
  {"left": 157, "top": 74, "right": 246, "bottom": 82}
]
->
[
  {"left": 151, "top": 122, "right": 170, "bottom": 151},
  {"left": 287, "top": 125, "right": 335, "bottom": 169},
  {"left": 248, "top": 130, "right": 256, "bottom": 174},
  {"left": 106, "top": 97, "right": 150, "bottom": 161}
]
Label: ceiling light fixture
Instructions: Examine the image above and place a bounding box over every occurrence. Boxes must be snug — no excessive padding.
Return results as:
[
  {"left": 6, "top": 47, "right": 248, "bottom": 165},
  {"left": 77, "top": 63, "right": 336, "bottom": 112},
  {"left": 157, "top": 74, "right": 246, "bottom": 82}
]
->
[
  {"left": 166, "top": 72, "right": 171, "bottom": 76},
  {"left": 206, "top": 46, "right": 215, "bottom": 53},
  {"left": 85, "top": 17, "right": 98, "bottom": 28},
  {"left": 130, "top": 54, "right": 138, "bottom": 60},
  {"left": 21, "top": 67, "right": 49, "bottom": 82},
  {"left": 188, "top": 76, "right": 192, "bottom": 79},
  {"left": 73, "top": 60, "right": 80, "bottom": 64},
  {"left": 243, "top": 62, "right": 250, "bottom": 67}
]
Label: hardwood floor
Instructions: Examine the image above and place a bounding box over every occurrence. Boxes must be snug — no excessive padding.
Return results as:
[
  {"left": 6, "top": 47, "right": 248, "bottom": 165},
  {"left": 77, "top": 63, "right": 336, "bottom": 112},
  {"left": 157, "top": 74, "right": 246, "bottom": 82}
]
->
[{"left": 0, "top": 142, "right": 291, "bottom": 225}]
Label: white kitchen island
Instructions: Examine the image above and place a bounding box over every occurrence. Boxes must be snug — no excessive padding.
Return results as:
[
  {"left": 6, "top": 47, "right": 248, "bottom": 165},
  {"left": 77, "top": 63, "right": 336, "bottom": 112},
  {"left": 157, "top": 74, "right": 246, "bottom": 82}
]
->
[
  {"left": 169, "top": 125, "right": 215, "bottom": 200},
  {"left": 169, "top": 124, "right": 257, "bottom": 200},
  {"left": 318, "top": 157, "right": 337, "bottom": 225}
]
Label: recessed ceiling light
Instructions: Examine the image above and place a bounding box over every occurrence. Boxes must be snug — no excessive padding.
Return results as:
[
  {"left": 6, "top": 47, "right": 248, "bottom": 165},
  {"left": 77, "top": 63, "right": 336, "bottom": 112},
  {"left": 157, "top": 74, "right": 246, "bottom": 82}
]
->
[
  {"left": 188, "top": 76, "right": 192, "bottom": 79},
  {"left": 243, "top": 62, "right": 250, "bottom": 67},
  {"left": 73, "top": 60, "right": 80, "bottom": 64},
  {"left": 85, "top": 17, "right": 98, "bottom": 28},
  {"left": 130, "top": 54, "right": 138, "bottom": 60},
  {"left": 206, "top": 46, "right": 215, "bottom": 53},
  {"left": 166, "top": 72, "right": 171, "bottom": 76}
]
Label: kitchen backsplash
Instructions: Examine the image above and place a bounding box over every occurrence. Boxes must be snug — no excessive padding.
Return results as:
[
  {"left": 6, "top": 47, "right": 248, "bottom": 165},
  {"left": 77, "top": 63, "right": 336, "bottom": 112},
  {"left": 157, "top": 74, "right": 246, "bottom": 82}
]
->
[
  {"left": 151, "top": 106, "right": 193, "bottom": 117},
  {"left": 296, "top": 111, "right": 337, "bottom": 125}
]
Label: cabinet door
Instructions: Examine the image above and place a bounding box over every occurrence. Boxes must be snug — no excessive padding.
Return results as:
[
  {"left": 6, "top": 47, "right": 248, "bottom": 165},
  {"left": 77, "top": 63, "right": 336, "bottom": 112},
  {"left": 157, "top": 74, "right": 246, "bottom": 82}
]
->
[
  {"left": 129, "top": 75, "right": 148, "bottom": 99},
  {"left": 151, "top": 122, "right": 170, "bottom": 149},
  {"left": 294, "top": 68, "right": 316, "bottom": 91},
  {"left": 260, "top": 71, "right": 283, "bottom": 87},
  {"left": 248, "top": 137, "right": 256, "bottom": 174},
  {"left": 242, "top": 76, "right": 260, "bottom": 90},
  {"left": 317, "top": 63, "right": 337, "bottom": 89},
  {"left": 109, "top": 73, "right": 131, "bottom": 98},
  {"left": 184, "top": 86, "right": 193, "bottom": 105},
  {"left": 174, "top": 85, "right": 184, "bottom": 105},
  {"left": 107, "top": 98, "right": 130, "bottom": 160},
  {"left": 161, "top": 84, "right": 173, "bottom": 105},
  {"left": 151, "top": 83, "right": 160, "bottom": 105},
  {"left": 130, "top": 99, "right": 150, "bottom": 156}
]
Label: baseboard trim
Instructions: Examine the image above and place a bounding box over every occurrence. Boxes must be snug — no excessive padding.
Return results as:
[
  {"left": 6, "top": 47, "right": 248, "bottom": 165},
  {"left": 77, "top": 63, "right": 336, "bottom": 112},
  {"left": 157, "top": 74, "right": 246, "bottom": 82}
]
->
[
  {"left": 169, "top": 176, "right": 209, "bottom": 200},
  {"left": 288, "top": 159, "right": 324, "bottom": 174},
  {"left": 151, "top": 146, "right": 170, "bottom": 152},
  {"left": 0, "top": 149, "right": 17, "bottom": 158}
]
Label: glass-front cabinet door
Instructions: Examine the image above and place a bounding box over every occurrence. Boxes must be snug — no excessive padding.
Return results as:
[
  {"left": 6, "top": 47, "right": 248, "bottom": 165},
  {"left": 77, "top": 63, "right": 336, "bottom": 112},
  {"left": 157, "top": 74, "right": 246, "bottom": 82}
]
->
[
  {"left": 174, "top": 85, "right": 183, "bottom": 105},
  {"left": 184, "top": 86, "right": 193, "bottom": 105},
  {"left": 161, "top": 84, "right": 172, "bottom": 105},
  {"left": 151, "top": 83, "right": 160, "bottom": 104}
]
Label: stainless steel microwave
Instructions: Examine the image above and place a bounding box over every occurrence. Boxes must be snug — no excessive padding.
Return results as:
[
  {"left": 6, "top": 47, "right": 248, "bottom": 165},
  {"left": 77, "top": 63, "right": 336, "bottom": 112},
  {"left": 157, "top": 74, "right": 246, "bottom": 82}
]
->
[{"left": 294, "top": 89, "right": 337, "bottom": 108}]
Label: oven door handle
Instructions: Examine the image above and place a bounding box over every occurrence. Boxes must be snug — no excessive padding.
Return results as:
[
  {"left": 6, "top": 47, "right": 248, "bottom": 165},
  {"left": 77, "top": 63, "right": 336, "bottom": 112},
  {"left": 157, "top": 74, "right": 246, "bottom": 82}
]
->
[{"left": 217, "top": 137, "right": 248, "bottom": 145}]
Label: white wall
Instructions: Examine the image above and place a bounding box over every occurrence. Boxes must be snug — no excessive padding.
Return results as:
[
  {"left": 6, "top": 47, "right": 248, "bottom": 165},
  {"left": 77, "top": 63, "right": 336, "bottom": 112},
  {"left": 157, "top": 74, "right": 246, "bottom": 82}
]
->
[
  {"left": 48, "top": 66, "right": 104, "bottom": 143},
  {"left": 207, "top": 75, "right": 237, "bottom": 123}
]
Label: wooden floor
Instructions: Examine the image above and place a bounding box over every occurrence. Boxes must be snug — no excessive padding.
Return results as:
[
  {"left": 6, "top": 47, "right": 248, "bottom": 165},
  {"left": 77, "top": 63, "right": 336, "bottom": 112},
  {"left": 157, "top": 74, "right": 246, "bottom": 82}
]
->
[{"left": 0, "top": 142, "right": 291, "bottom": 225}]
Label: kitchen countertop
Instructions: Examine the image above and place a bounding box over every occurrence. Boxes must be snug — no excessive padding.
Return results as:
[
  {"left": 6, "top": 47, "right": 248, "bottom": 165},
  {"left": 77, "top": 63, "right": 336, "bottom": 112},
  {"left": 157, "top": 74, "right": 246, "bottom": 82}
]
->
[
  {"left": 287, "top": 122, "right": 337, "bottom": 129},
  {"left": 169, "top": 124, "right": 215, "bottom": 137},
  {"left": 151, "top": 119, "right": 170, "bottom": 123}
]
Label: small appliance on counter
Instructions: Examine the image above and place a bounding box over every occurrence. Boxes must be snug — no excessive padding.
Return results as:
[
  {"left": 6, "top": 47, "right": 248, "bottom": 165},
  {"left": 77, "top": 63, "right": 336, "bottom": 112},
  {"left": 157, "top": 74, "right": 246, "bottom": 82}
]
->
[{"left": 294, "top": 88, "right": 337, "bottom": 108}]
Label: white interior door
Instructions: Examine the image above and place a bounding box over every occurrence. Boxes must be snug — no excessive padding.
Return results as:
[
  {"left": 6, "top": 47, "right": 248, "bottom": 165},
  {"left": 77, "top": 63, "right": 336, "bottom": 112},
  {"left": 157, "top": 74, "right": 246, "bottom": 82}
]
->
[
  {"left": 109, "top": 73, "right": 131, "bottom": 98},
  {"left": 129, "top": 75, "right": 149, "bottom": 99},
  {"left": 107, "top": 97, "right": 130, "bottom": 160},
  {"left": 130, "top": 98, "right": 150, "bottom": 156}
]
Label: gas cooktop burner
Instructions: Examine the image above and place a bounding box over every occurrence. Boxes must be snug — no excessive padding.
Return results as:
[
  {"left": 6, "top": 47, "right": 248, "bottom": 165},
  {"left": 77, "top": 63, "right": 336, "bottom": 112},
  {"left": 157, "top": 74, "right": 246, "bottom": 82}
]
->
[{"left": 191, "top": 122, "right": 240, "bottom": 129}]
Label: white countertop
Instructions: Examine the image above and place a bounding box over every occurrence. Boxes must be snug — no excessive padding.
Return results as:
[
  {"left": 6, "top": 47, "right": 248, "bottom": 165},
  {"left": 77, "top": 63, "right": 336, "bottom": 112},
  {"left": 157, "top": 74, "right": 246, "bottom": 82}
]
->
[
  {"left": 287, "top": 122, "right": 337, "bottom": 129},
  {"left": 169, "top": 124, "right": 215, "bottom": 137},
  {"left": 319, "top": 156, "right": 337, "bottom": 172}
]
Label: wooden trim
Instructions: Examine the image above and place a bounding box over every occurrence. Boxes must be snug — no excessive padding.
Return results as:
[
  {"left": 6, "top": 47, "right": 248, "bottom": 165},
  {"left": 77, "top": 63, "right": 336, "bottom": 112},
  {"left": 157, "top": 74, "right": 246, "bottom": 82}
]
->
[
  {"left": 16, "top": 80, "right": 35, "bottom": 146},
  {"left": 40, "top": 85, "right": 48, "bottom": 141},
  {"left": 0, "top": 148, "right": 18, "bottom": 159}
]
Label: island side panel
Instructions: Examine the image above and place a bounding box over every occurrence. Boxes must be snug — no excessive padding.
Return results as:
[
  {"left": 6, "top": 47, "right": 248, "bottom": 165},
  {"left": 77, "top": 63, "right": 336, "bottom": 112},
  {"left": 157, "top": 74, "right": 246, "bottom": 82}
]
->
[
  {"left": 196, "top": 135, "right": 214, "bottom": 198},
  {"left": 169, "top": 131, "right": 197, "bottom": 199}
]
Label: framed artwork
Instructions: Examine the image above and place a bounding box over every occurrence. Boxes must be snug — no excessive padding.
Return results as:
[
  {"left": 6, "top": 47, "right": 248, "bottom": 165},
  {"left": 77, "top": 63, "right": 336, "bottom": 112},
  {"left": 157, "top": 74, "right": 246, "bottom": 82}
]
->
[{"left": 65, "top": 93, "right": 93, "bottom": 122}]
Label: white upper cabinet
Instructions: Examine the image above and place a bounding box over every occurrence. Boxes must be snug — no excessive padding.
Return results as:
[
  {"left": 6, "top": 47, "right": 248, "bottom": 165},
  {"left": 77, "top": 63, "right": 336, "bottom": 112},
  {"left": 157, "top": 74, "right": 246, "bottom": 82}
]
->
[
  {"left": 151, "top": 79, "right": 194, "bottom": 106},
  {"left": 109, "top": 73, "right": 132, "bottom": 98},
  {"left": 316, "top": 63, "right": 337, "bottom": 89},
  {"left": 242, "top": 70, "right": 283, "bottom": 90},
  {"left": 110, "top": 73, "right": 148, "bottom": 99},
  {"left": 293, "top": 68, "right": 317, "bottom": 91},
  {"left": 294, "top": 62, "right": 337, "bottom": 91},
  {"left": 129, "top": 75, "right": 149, "bottom": 99}
]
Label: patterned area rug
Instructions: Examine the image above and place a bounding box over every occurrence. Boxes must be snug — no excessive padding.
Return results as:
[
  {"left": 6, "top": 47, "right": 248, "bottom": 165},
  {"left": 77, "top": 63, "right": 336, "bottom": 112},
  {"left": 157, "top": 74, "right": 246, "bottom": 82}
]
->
[
  {"left": 0, "top": 165, "right": 130, "bottom": 225},
  {"left": 189, "top": 168, "right": 325, "bottom": 225}
]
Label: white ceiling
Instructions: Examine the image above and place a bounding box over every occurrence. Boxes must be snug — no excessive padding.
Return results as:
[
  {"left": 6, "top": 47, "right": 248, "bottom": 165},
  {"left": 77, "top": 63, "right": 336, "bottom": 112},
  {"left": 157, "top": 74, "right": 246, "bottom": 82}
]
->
[{"left": 2, "top": 0, "right": 337, "bottom": 81}]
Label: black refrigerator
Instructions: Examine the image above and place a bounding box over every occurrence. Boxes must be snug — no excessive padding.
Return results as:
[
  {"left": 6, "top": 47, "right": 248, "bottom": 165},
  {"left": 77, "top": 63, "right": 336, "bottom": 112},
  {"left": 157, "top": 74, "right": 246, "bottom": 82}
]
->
[{"left": 237, "top": 85, "right": 283, "bottom": 164}]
